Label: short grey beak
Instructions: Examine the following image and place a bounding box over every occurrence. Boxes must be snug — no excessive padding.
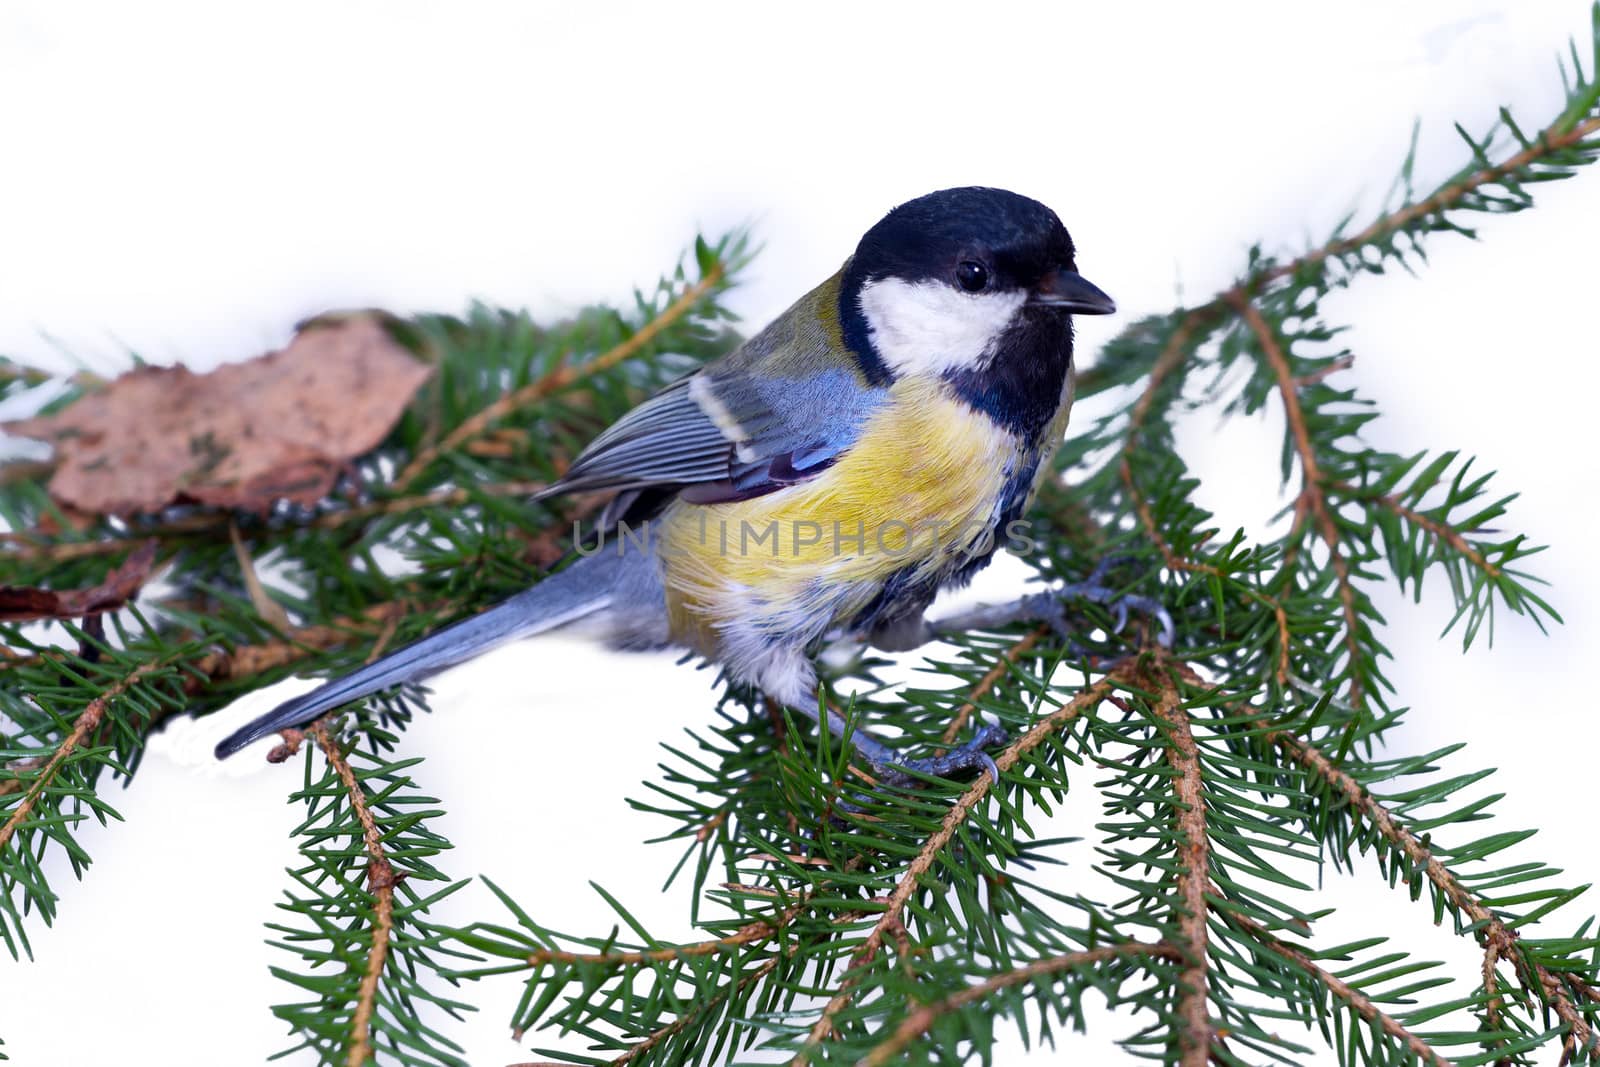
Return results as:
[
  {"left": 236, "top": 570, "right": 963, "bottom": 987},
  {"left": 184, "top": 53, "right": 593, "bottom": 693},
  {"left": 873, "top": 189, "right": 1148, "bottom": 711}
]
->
[{"left": 1029, "top": 269, "right": 1116, "bottom": 314}]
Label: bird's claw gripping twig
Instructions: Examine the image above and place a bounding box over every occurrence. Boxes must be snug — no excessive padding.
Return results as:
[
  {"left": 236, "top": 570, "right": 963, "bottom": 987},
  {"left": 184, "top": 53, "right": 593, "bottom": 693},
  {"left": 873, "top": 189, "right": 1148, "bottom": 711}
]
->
[
  {"left": 927, "top": 555, "right": 1174, "bottom": 654},
  {"left": 808, "top": 720, "right": 1008, "bottom": 840},
  {"left": 846, "top": 720, "right": 1010, "bottom": 789},
  {"left": 1037, "top": 555, "right": 1176, "bottom": 649}
]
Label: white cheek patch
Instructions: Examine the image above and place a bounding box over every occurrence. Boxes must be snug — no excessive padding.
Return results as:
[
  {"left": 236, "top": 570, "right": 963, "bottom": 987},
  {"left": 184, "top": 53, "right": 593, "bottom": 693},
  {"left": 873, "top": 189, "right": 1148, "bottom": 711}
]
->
[{"left": 857, "top": 277, "right": 1026, "bottom": 377}]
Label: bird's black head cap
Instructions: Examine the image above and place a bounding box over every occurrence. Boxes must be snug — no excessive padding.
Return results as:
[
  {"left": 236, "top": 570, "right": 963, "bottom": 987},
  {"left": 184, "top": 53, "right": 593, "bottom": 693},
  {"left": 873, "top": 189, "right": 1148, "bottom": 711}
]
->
[
  {"left": 839, "top": 187, "right": 1114, "bottom": 440},
  {"left": 839, "top": 188, "right": 1095, "bottom": 387},
  {"left": 848, "top": 186, "right": 1078, "bottom": 293}
]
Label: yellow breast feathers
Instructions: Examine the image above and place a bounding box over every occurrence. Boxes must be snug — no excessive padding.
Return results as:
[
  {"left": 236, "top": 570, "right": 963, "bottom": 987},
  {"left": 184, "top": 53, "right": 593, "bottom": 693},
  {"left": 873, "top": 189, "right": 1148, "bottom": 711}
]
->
[{"left": 654, "top": 377, "right": 1021, "bottom": 651}]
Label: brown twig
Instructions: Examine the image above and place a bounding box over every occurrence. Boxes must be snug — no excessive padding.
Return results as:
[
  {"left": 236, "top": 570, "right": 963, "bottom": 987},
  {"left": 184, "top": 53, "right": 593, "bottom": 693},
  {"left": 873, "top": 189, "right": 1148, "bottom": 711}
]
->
[
  {"left": 395, "top": 263, "right": 727, "bottom": 488},
  {"left": 5, "top": 594, "right": 444, "bottom": 796},
  {"left": 1275, "top": 497, "right": 1313, "bottom": 591},
  {"left": 1079, "top": 114, "right": 1600, "bottom": 399},
  {"left": 939, "top": 627, "right": 1046, "bottom": 745},
  {"left": 1331, "top": 481, "right": 1502, "bottom": 579},
  {"left": 1118, "top": 320, "right": 1293, "bottom": 686},
  {"left": 1244, "top": 114, "right": 1600, "bottom": 297},
  {"left": 187, "top": 598, "right": 423, "bottom": 689},
  {"left": 0, "top": 662, "right": 159, "bottom": 850},
  {"left": 1168, "top": 658, "right": 1597, "bottom": 1054},
  {"left": 1269, "top": 723, "right": 1597, "bottom": 1053},
  {"left": 1227, "top": 912, "right": 1455, "bottom": 1067},
  {"left": 0, "top": 480, "right": 555, "bottom": 565},
  {"left": 309, "top": 722, "right": 396, "bottom": 1067},
  {"left": 525, "top": 909, "right": 799, "bottom": 970},
  {"left": 608, "top": 957, "right": 777, "bottom": 1067},
  {"left": 1152, "top": 673, "right": 1213, "bottom": 1066},
  {"left": 7, "top": 589, "right": 419, "bottom": 700},
  {"left": 855, "top": 942, "right": 1182, "bottom": 1067},
  {"left": 362, "top": 611, "right": 403, "bottom": 666},
  {"left": 694, "top": 810, "right": 727, "bottom": 843},
  {"left": 1294, "top": 354, "right": 1355, "bottom": 388},
  {"left": 0, "top": 514, "right": 218, "bottom": 561},
  {"left": 509, "top": 855, "right": 873, "bottom": 1056},
  {"left": 229, "top": 520, "right": 293, "bottom": 630},
  {"left": 0, "top": 756, "right": 44, "bottom": 798},
  {"left": 790, "top": 669, "right": 1128, "bottom": 1062},
  {"left": 1483, "top": 931, "right": 1512, "bottom": 1067},
  {"left": 1228, "top": 294, "right": 1364, "bottom": 709},
  {"left": 515, "top": 908, "right": 876, "bottom": 1062},
  {"left": 1124, "top": 312, "right": 1206, "bottom": 437}
]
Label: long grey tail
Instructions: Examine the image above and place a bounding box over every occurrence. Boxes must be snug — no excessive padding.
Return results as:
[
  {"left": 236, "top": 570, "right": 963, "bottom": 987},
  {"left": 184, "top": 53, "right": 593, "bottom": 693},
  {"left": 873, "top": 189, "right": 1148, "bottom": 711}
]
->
[{"left": 213, "top": 556, "right": 615, "bottom": 758}]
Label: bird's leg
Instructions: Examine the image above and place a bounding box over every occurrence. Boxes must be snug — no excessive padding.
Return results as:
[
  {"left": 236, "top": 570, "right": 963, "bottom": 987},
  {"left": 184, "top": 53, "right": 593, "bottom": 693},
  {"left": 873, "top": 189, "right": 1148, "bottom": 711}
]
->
[
  {"left": 926, "top": 556, "right": 1176, "bottom": 649},
  {"left": 760, "top": 649, "right": 1004, "bottom": 786},
  {"left": 838, "top": 559, "right": 1171, "bottom": 787},
  {"left": 780, "top": 695, "right": 1006, "bottom": 787},
  {"left": 818, "top": 704, "right": 1008, "bottom": 787}
]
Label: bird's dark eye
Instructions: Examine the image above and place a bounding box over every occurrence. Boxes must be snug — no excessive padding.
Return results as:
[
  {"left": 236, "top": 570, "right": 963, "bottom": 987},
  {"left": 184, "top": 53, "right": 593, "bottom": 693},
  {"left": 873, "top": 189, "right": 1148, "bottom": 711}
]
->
[{"left": 954, "top": 260, "right": 989, "bottom": 293}]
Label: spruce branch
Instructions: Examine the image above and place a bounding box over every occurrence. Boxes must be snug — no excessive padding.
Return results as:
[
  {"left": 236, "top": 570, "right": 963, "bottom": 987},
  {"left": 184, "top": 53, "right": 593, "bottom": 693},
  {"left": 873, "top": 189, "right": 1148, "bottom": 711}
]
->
[
  {"left": 395, "top": 237, "right": 747, "bottom": 488},
  {"left": 519, "top": 910, "right": 799, "bottom": 970},
  {"left": 855, "top": 942, "right": 1184, "bottom": 1067},
  {"left": 0, "top": 232, "right": 757, "bottom": 1059},
  {"left": 1239, "top": 106, "right": 1600, "bottom": 298},
  {"left": 1114, "top": 317, "right": 1295, "bottom": 688},
  {"left": 1078, "top": 66, "right": 1600, "bottom": 401},
  {"left": 0, "top": 659, "right": 160, "bottom": 854},
  {"left": 1154, "top": 673, "right": 1214, "bottom": 1066},
  {"left": 937, "top": 625, "right": 1047, "bottom": 746},
  {"left": 1332, "top": 481, "right": 1502, "bottom": 581},
  {"left": 791, "top": 669, "right": 1129, "bottom": 1062},
  {"left": 606, "top": 957, "right": 780, "bottom": 1067},
  {"left": 0, "top": 479, "right": 556, "bottom": 565},
  {"left": 4, "top": 12, "right": 1600, "bottom": 1064},
  {"left": 308, "top": 722, "right": 400, "bottom": 1067},
  {"left": 1266, "top": 720, "right": 1600, "bottom": 1055},
  {"left": 1, "top": 636, "right": 204, "bottom": 960},
  {"left": 1223, "top": 912, "right": 1455, "bottom": 1067},
  {"left": 1226, "top": 292, "right": 1367, "bottom": 712},
  {"left": 269, "top": 733, "right": 472, "bottom": 1067}
]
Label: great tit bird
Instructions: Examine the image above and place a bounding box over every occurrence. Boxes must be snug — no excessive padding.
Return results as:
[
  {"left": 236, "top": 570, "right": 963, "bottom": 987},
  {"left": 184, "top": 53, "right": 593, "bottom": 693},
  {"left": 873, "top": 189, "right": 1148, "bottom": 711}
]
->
[{"left": 215, "top": 186, "right": 1120, "bottom": 780}]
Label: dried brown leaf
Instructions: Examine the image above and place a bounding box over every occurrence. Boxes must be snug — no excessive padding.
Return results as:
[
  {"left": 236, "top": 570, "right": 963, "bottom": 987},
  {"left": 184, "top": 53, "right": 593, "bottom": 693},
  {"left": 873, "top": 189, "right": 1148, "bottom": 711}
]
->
[
  {"left": 6, "top": 316, "right": 431, "bottom": 516},
  {"left": 0, "top": 540, "right": 157, "bottom": 621}
]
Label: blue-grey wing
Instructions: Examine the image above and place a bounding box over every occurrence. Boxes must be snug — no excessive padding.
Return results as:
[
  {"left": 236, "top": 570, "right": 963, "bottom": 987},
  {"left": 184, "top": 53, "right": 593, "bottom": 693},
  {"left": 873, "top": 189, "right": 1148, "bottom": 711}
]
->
[
  {"left": 550, "top": 366, "right": 880, "bottom": 503},
  {"left": 546, "top": 274, "right": 884, "bottom": 503},
  {"left": 554, "top": 376, "right": 733, "bottom": 493}
]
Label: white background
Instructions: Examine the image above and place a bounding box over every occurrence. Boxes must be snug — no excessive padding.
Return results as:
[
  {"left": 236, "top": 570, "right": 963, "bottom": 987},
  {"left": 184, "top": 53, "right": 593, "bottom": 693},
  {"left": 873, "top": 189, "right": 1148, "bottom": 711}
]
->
[{"left": 2, "top": 2, "right": 1598, "bottom": 1065}]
